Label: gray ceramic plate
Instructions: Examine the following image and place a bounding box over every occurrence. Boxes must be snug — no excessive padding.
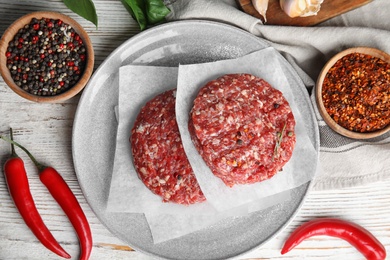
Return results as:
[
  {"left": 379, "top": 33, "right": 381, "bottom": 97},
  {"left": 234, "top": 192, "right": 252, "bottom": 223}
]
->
[{"left": 72, "top": 20, "right": 319, "bottom": 260}]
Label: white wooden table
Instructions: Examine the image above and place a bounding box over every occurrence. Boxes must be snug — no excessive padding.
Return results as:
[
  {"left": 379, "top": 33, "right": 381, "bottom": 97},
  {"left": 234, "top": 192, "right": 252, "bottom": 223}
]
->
[{"left": 1, "top": 1, "right": 389, "bottom": 259}]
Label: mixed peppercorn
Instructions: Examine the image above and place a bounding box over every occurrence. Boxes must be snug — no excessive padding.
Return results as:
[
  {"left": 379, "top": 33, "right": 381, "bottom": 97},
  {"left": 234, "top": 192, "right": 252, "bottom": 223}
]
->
[
  {"left": 5, "top": 17, "right": 86, "bottom": 96},
  {"left": 322, "top": 52, "right": 390, "bottom": 133}
]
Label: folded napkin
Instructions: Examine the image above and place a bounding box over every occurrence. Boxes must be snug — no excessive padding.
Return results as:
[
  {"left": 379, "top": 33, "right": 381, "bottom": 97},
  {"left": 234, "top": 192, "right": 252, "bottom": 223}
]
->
[{"left": 165, "top": 0, "right": 390, "bottom": 191}]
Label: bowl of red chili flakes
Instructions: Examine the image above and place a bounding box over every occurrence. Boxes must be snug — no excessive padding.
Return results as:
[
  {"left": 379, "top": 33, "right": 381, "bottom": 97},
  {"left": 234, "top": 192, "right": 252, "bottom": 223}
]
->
[
  {"left": 315, "top": 47, "right": 390, "bottom": 139},
  {"left": 0, "top": 11, "right": 94, "bottom": 103}
]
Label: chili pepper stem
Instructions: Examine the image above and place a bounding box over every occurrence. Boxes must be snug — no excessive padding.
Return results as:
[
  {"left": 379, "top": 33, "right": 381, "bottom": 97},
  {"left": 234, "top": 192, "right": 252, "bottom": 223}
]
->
[
  {"left": 9, "top": 128, "right": 17, "bottom": 158},
  {"left": 0, "top": 133, "right": 46, "bottom": 172}
]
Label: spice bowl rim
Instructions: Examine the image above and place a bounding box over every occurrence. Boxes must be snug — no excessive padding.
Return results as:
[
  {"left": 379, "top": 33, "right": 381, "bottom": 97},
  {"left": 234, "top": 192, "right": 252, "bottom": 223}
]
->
[
  {"left": 315, "top": 46, "right": 390, "bottom": 139},
  {"left": 0, "top": 11, "right": 94, "bottom": 103}
]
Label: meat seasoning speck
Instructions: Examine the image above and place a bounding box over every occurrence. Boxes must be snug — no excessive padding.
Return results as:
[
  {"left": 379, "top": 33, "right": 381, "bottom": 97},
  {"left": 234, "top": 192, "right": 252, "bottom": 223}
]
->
[{"left": 322, "top": 52, "right": 390, "bottom": 133}]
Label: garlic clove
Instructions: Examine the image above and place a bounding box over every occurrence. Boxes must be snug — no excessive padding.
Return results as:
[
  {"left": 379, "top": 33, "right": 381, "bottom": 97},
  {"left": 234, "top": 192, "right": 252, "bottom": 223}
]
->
[
  {"left": 280, "top": 0, "right": 323, "bottom": 18},
  {"left": 252, "top": 0, "right": 269, "bottom": 22}
]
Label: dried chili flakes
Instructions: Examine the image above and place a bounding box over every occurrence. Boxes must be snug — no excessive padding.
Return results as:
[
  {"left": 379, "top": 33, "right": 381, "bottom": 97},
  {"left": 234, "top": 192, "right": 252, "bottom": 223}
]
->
[{"left": 322, "top": 52, "right": 390, "bottom": 133}]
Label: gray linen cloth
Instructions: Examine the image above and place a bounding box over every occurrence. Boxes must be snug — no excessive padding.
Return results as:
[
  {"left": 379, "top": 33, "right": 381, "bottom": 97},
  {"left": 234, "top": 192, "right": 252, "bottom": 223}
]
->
[{"left": 165, "top": 0, "right": 390, "bottom": 190}]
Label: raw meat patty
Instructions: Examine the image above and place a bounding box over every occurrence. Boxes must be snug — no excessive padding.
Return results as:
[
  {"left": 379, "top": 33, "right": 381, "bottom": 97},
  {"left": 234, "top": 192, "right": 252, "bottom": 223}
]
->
[
  {"left": 189, "top": 74, "right": 296, "bottom": 187},
  {"left": 131, "top": 89, "right": 206, "bottom": 205}
]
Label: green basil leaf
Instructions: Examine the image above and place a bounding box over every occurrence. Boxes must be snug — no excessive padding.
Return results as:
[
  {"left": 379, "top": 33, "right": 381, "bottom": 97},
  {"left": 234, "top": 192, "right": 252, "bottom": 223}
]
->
[
  {"left": 145, "top": 0, "right": 170, "bottom": 25},
  {"left": 121, "top": 0, "right": 147, "bottom": 31},
  {"left": 63, "top": 0, "right": 98, "bottom": 27}
]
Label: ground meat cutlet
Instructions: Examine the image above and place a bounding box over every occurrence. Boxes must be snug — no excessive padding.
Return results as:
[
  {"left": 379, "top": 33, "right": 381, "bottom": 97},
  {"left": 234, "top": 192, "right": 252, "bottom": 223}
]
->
[
  {"left": 131, "top": 89, "right": 206, "bottom": 205},
  {"left": 190, "top": 74, "right": 296, "bottom": 187}
]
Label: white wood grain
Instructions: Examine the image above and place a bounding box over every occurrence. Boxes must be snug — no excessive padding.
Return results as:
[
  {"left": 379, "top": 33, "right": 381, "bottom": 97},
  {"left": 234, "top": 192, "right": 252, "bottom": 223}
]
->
[{"left": 1, "top": 1, "right": 389, "bottom": 260}]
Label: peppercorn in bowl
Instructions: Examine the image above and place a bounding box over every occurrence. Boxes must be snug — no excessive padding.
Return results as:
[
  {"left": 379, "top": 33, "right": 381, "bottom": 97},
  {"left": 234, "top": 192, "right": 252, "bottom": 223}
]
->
[
  {"left": 0, "top": 11, "right": 94, "bottom": 103},
  {"left": 315, "top": 47, "right": 390, "bottom": 139}
]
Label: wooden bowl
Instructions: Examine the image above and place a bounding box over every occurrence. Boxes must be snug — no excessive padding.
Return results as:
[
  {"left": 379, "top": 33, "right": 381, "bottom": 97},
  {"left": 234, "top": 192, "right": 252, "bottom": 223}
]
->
[
  {"left": 315, "top": 47, "right": 390, "bottom": 139},
  {"left": 0, "top": 11, "right": 94, "bottom": 103}
]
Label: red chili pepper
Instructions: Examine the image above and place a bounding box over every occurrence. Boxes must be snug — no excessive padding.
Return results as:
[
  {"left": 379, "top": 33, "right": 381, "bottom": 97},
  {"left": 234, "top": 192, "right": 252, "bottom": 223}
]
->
[
  {"left": 1, "top": 130, "right": 71, "bottom": 259},
  {"left": 39, "top": 167, "right": 93, "bottom": 260},
  {"left": 281, "top": 218, "right": 386, "bottom": 260},
  {"left": 1, "top": 130, "right": 93, "bottom": 260}
]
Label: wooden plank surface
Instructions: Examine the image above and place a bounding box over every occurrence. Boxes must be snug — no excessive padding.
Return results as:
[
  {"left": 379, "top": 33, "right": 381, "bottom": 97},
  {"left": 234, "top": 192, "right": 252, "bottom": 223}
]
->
[
  {"left": 0, "top": 0, "right": 389, "bottom": 260},
  {"left": 237, "top": 0, "right": 373, "bottom": 26}
]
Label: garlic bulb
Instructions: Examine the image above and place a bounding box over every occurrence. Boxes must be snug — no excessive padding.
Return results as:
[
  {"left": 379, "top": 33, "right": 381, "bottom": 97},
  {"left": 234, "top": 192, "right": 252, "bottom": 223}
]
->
[
  {"left": 280, "top": 0, "right": 323, "bottom": 18},
  {"left": 252, "top": 0, "right": 269, "bottom": 22}
]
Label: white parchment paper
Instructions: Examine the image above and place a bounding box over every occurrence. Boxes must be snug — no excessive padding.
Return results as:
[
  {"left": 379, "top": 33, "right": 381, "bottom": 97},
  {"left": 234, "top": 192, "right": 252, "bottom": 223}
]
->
[
  {"left": 176, "top": 47, "right": 317, "bottom": 211},
  {"left": 146, "top": 188, "right": 291, "bottom": 243},
  {"left": 106, "top": 64, "right": 293, "bottom": 243}
]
